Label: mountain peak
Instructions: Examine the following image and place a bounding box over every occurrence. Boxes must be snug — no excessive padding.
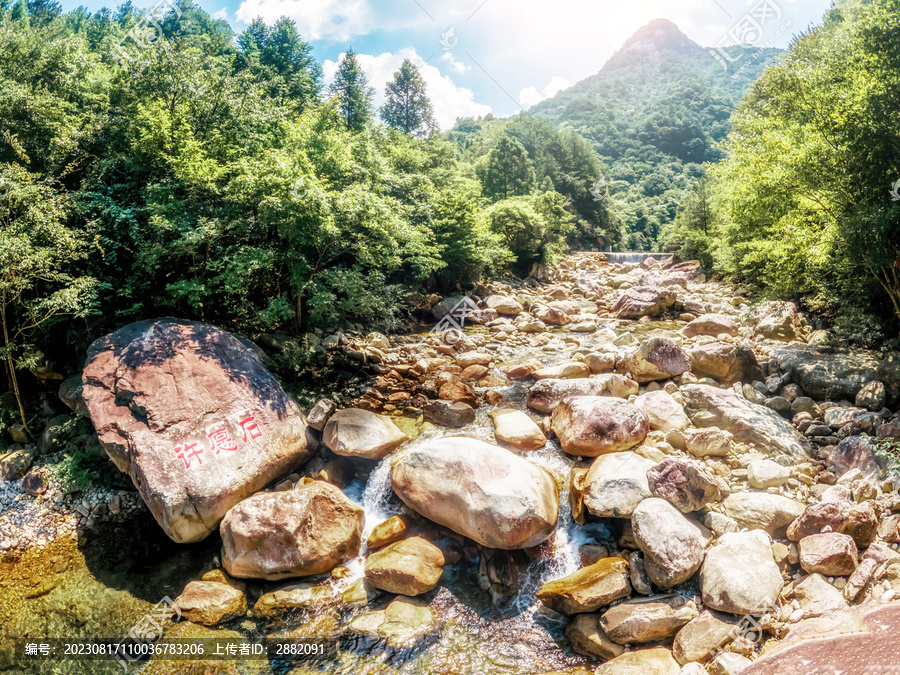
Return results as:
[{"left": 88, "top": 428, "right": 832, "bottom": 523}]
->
[{"left": 606, "top": 19, "right": 702, "bottom": 69}]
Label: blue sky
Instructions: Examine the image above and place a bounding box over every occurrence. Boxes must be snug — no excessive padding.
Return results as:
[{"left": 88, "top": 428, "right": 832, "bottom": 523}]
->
[{"left": 64, "top": 0, "right": 834, "bottom": 128}]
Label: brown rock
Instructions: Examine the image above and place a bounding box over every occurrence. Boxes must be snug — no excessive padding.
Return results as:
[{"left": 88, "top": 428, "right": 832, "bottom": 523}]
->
[
  {"left": 594, "top": 647, "right": 681, "bottom": 675},
  {"left": 437, "top": 381, "right": 478, "bottom": 406},
  {"left": 673, "top": 610, "right": 736, "bottom": 665},
  {"left": 423, "top": 400, "right": 476, "bottom": 428},
  {"left": 787, "top": 499, "right": 851, "bottom": 541},
  {"left": 322, "top": 408, "right": 408, "bottom": 459},
  {"left": 366, "top": 515, "right": 411, "bottom": 551},
  {"left": 647, "top": 457, "right": 720, "bottom": 513},
  {"left": 600, "top": 594, "right": 698, "bottom": 644},
  {"left": 526, "top": 374, "right": 639, "bottom": 413},
  {"left": 174, "top": 581, "right": 246, "bottom": 626},
  {"left": 565, "top": 614, "right": 625, "bottom": 660},
  {"left": 220, "top": 481, "right": 364, "bottom": 580},
  {"left": 537, "top": 557, "right": 631, "bottom": 615},
  {"left": 550, "top": 396, "right": 649, "bottom": 456},
  {"left": 611, "top": 286, "right": 677, "bottom": 319},
  {"left": 799, "top": 533, "right": 858, "bottom": 576},
  {"left": 617, "top": 337, "right": 691, "bottom": 382},
  {"left": 364, "top": 536, "right": 445, "bottom": 596},
  {"left": 460, "top": 364, "right": 489, "bottom": 382}
]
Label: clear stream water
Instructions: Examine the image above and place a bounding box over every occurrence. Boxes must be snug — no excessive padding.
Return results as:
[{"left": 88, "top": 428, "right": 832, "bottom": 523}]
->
[{"left": 0, "top": 301, "right": 686, "bottom": 674}]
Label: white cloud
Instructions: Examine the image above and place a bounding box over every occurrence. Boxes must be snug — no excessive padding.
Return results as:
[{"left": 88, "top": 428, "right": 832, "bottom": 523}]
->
[
  {"left": 212, "top": 8, "right": 228, "bottom": 20},
  {"left": 519, "top": 76, "right": 572, "bottom": 108},
  {"left": 324, "top": 48, "right": 492, "bottom": 131},
  {"left": 440, "top": 51, "right": 469, "bottom": 75},
  {"left": 235, "top": 0, "right": 374, "bottom": 41}
]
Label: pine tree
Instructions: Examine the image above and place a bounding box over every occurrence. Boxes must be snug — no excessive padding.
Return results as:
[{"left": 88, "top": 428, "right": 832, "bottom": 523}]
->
[
  {"left": 328, "top": 48, "right": 373, "bottom": 132},
  {"left": 380, "top": 58, "right": 436, "bottom": 138}
]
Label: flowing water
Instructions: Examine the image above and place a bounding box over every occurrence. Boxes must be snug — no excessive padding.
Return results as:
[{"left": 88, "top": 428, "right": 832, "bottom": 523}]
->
[
  {"left": 1, "top": 271, "right": 685, "bottom": 674},
  {"left": 603, "top": 252, "right": 673, "bottom": 265}
]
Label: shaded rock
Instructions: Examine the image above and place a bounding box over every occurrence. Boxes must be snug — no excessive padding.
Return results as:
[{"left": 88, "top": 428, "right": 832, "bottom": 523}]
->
[
  {"left": 600, "top": 594, "right": 698, "bottom": 644},
  {"left": 551, "top": 396, "right": 649, "bottom": 456},
  {"left": 583, "top": 452, "right": 656, "bottom": 518},
  {"left": 489, "top": 408, "right": 546, "bottom": 451},
  {"left": 306, "top": 398, "right": 336, "bottom": 431},
  {"left": 701, "top": 530, "right": 784, "bottom": 615},
  {"left": 634, "top": 391, "right": 690, "bottom": 432},
  {"left": 526, "top": 374, "right": 639, "bottom": 413},
  {"left": 723, "top": 492, "right": 805, "bottom": 534},
  {"left": 828, "top": 436, "right": 879, "bottom": 478},
  {"left": 594, "top": 647, "right": 681, "bottom": 675},
  {"left": 632, "top": 497, "right": 710, "bottom": 588},
  {"left": 364, "top": 536, "right": 445, "bottom": 596},
  {"left": 0, "top": 446, "right": 37, "bottom": 482},
  {"left": 174, "top": 581, "right": 247, "bottom": 626},
  {"left": 537, "top": 557, "right": 631, "bottom": 615},
  {"left": 647, "top": 457, "right": 721, "bottom": 513},
  {"left": 37, "top": 414, "right": 72, "bottom": 454},
  {"left": 81, "top": 318, "right": 310, "bottom": 543},
  {"left": 423, "top": 400, "right": 476, "bottom": 428},
  {"left": 348, "top": 596, "right": 437, "bottom": 648},
  {"left": 58, "top": 374, "right": 87, "bottom": 414},
  {"left": 220, "top": 481, "right": 364, "bottom": 580},
  {"left": 856, "top": 381, "right": 886, "bottom": 411},
  {"left": 798, "top": 533, "right": 858, "bottom": 576},
  {"left": 253, "top": 581, "right": 336, "bottom": 618},
  {"left": 617, "top": 337, "right": 691, "bottom": 382},
  {"left": 612, "top": 286, "right": 677, "bottom": 319},
  {"left": 391, "top": 437, "right": 558, "bottom": 550},
  {"left": 323, "top": 408, "right": 408, "bottom": 459},
  {"left": 772, "top": 344, "right": 879, "bottom": 401},
  {"left": 565, "top": 614, "right": 626, "bottom": 660},
  {"left": 748, "top": 301, "right": 803, "bottom": 341},
  {"left": 681, "top": 384, "right": 810, "bottom": 457},
  {"left": 842, "top": 501, "right": 878, "bottom": 549},
  {"left": 684, "top": 314, "right": 740, "bottom": 338}
]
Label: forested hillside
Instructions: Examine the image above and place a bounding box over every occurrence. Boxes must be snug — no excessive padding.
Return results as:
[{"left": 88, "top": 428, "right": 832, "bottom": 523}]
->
[
  {"left": 530, "top": 19, "right": 782, "bottom": 250},
  {"left": 663, "top": 0, "right": 900, "bottom": 345}
]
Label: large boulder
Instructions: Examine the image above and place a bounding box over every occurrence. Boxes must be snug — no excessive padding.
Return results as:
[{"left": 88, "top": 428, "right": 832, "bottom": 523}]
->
[
  {"left": 616, "top": 337, "right": 691, "bottom": 382},
  {"left": 689, "top": 341, "right": 762, "bottom": 384},
  {"left": 633, "top": 391, "right": 690, "bottom": 432},
  {"left": 551, "top": 396, "right": 649, "bottom": 456},
  {"left": 390, "top": 437, "right": 558, "bottom": 550},
  {"left": 612, "top": 286, "right": 677, "bottom": 319},
  {"left": 632, "top": 498, "right": 710, "bottom": 588},
  {"left": 600, "top": 594, "right": 698, "bottom": 644},
  {"left": 526, "top": 374, "right": 639, "bottom": 413},
  {"left": 681, "top": 384, "right": 810, "bottom": 457},
  {"left": 364, "top": 536, "right": 445, "bottom": 596},
  {"left": 582, "top": 452, "right": 656, "bottom": 518},
  {"left": 748, "top": 301, "right": 803, "bottom": 341},
  {"left": 322, "top": 408, "right": 408, "bottom": 459},
  {"left": 772, "top": 345, "right": 880, "bottom": 401},
  {"left": 220, "top": 481, "right": 364, "bottom": 580},
  {"left": 489, "top": 408, "right": 546, "bottom": 451},
  {"left": 647, "top": 457, "right": 720, "bottom": 513},
  {"left": 722, "top": 492, "right": 805, "bottom": 534},
  {"left": 700, "top": 530, "right": 783, "bottom": 615},
  {"left": 828, "top": 435, "right": 880, "bottom": 478},
  {"left": 485, "top": 294, "right": 523, "bottom": 316},
  {"left": 798, "top": 533, "right": 858, "bottom": 576},
  {"left": 81, "top": 318, "right": 310, "bottom": 543}
]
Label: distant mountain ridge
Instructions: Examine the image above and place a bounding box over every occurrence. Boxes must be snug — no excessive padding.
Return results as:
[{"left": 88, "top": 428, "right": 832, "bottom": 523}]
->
[{"left": 530, "top": 18, "right": 783, "bottom": 249}]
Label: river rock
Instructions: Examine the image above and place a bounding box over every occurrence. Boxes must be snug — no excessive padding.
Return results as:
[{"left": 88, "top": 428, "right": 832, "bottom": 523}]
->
[
  {"left": 220, "top": 481, "right": 364, "bottom": 580},
  {"left": 793, "top": 573, "right": 847, "bottom": 617},
  {"left": 617, "top": 337, "right": 691, "bottom": 382},
  {"left": 485, "top": 294, "right": 524, "bottom": 315},
  {"left": 348, "top": 596, "right": 437, "bottom": 648},
  {"left": 685, "top": 428, "right": 733, "bottom": 457},
  {"left": 364, "top": 536, "right": 445, "bottom": 596},
  {"left": 489, "top": 408, "right": 546, "bottom": 451},
  {"left": 594, "top": 647, "right": 681, "bottom": 675},
  {"left": 253, "top": 581, "right": 337, "bottom": 617},
  {"left": 600, "top": 594, "right": 698, "bottom": 644},
  {"left": 582, "top": 452, "right": 656, "bottom": 518},
  {"left": 632, "top": 498, "right": 711, "bottom": 588},
  {"left": 786, "top": 499, "right": 850, "bottom": 541},
  {"left": 855, "top": 381, "right": 886, "bottom": 411},
  {"left": 700, "top": 530, "right": 783, "bottom": 615},
  {"left": 391, "top": 437, "right": 558, "bottom": 549},
  {"left": 565, "top": 614, "right": 626, "bottom": 660},
  {"left": 681, "top": 384, "right": 810, "bottom": 457},
  {"left": 673, "top": 610, "right": 736, "bottom": 665},
  {"left": 747, "top": 459, "right": 791, "bottom": 488},
  {"left": 526, "top": 374, "right": 639, "bottom": 413},
  {"left": 633, "top": 391, "right": 690, "bottom": 432},
  {"left": 80, "top": 318, "right": 310, "bottom": 543},
  {"left": 551, "top": 396, "right": 649, "bottom": 456},
  {"left": 58, "top": 374, "right": 87, "bottom": 414},
  {"left": 722, "top": 492, "right": 805, "bottom": 534},
  {"left": 533, "top": 361, "right": 590, "bottom": 380},
  {"left": 798, "top": 533, "right": 858, "bottom": 576},
  {"left": 322, "top": 408, "right": 408, "bottom": 459},
  {"left": 612, "top": 286, "right": 677, "bottom": 319},
  {"left": 174, "top": 581, "right": 247, "bottom": 626},
  {"left": 828, "top": 435, "right": 879, "bottom": 478},
  {"left": 684, "top": 314, "right": 740, "bottom": 338},
  {"left": 537, "top": 557, "right": 631, "bottom": 614},
  {"left": 748, "top": 301, "right": 803, "bottom": 341},
  {"left": 0, "top": 446, "right": 37, "bottom": 482},
  {"left": 647, "top": 457, "right": 721, "bottom": 513},
  {"left": 306, "top": 398, "right": 336, "bottom": 431},
  {"left": 423, "top": 400, "right": 476, "bottom": 428},
  {"left": 689, "top": 342, "right": 762, "bottom": 384}
]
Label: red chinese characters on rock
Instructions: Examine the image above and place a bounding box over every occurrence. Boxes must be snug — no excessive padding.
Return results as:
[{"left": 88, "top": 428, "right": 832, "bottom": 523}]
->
[{"left": 172, "top": 415, "right": 263, "bottom": 470}]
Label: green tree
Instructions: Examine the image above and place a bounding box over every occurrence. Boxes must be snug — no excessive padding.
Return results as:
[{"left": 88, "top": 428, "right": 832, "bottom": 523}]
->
[
  {"left": 380, "top": 58, "right": 437, "bottom": 138},
  {"left": 329, "top": 48, "right": 373, "bottom": 132},
  {"left": 476, "top": 134, "right": 535, "bottom": 201}
]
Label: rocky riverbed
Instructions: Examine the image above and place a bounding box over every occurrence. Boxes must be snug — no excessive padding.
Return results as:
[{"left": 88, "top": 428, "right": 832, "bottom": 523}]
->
[{"left": 2, "top": 251, "right": 900, "bottom": 674}]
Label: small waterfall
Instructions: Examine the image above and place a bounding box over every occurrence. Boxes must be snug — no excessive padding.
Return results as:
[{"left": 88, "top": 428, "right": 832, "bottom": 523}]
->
[
  {"left": 605, "top": 251, "right": 673, "bottom": 265},
  {"left": 359, "top": 457, "right": 397, "bottom": 543}
]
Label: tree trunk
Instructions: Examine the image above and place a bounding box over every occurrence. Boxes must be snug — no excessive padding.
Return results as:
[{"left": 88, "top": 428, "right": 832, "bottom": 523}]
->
[{"left": 0, "top": 303, "right": 29, "bottom": 436}]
